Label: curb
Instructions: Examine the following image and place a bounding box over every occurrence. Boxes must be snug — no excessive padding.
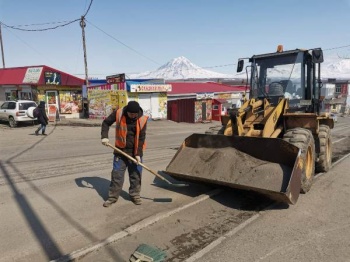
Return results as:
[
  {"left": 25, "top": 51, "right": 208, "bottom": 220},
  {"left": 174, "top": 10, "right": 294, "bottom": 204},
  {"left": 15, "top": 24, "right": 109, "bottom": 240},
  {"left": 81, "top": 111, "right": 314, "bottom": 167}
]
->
[
  {"left": 54, "top": 121, "right": 102, "bottom": 127},
  {"left": 50, "top": 188, "right": 223, "bottom": 262}
]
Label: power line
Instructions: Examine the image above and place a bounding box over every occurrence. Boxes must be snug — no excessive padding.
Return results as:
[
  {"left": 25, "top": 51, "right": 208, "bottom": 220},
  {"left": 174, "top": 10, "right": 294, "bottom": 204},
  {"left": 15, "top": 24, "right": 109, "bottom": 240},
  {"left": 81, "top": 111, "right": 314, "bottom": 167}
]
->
[
  {"left": 1, "top": 20, "right": 78, "bottom": 27},
  {"left": 1, "top": 25, "right": 71, "bottom": 71},
  {"left": 323, "top": 44, "right": 350, "bottom": 51},
  {"left": 82, "top": 0, "right": 93, "bottom": 17},
  {"left": 0, "top": 0, "right": 93, "bottom": 32},
  {"left": 202, "top": 63, "right": 236, "bottom": 69},
  {"left": 85, "top": 19, "right": 160, "bottom": 66},
  {"left": 1, "top": 0, "right": 350, "bottom": 75},
  {"left": 70, "top": 44, "right": 350, "bottom": 78},
  {"left": 0, "top": 19, "right": 80, "bottom": 32}
]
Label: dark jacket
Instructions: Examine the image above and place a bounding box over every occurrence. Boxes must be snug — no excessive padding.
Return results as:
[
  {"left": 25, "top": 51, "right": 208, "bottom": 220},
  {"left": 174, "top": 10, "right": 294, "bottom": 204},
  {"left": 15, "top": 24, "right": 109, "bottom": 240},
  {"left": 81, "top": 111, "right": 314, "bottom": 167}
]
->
[
  {"left": 38, "top": 101, "right": 49, "bottom": 125},
  {"left": 101, "top": 107, "right": 147, "bottom": 157}
]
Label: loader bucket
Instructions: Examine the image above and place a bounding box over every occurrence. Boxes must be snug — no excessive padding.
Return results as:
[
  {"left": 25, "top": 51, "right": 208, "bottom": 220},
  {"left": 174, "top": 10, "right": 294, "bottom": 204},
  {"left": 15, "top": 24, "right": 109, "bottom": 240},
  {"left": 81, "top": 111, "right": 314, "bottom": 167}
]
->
[{"left": 165, "top": 134, "right": 303, "bottom": 204}]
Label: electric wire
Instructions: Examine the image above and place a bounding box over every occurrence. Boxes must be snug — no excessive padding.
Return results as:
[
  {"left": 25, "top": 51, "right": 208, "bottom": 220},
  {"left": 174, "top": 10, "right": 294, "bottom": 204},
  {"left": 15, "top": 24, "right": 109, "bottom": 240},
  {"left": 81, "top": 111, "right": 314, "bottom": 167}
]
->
[
  {"left": 0, "top": 19, "right": 80, "bottom": 32},
  {"left": 0, "top": 0, "right": 350, "bottom": 75},
  {"left": 85, "top": 19, "right": 160, "bottom": 66},
  {"left": 0, "top": 0, "right": 93, "bottom": 32}
]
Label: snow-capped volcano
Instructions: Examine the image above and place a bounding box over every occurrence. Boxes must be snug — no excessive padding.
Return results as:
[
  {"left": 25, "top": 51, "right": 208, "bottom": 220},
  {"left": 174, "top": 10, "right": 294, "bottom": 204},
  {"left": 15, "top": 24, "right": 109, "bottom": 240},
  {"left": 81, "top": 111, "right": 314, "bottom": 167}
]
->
[
  {"left": 322, "top": 58, "right": 350, "bottom": 79},
  {"left": 129, "top": 56, "right": 234, "bottom": 80},
  {"left": 128, "top": 55, "right": 350, "bottom": 80}
]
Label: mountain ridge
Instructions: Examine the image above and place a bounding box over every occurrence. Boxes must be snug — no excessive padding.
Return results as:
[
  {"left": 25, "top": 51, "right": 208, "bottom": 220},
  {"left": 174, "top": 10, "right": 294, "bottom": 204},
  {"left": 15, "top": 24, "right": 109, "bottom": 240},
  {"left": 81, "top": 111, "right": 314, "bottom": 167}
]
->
[
  {"left": 129, "top": 56, "right": 234, "bottom": 80},
  {"left": 129, "top": 56, "right": 350, "bottom": 80}
]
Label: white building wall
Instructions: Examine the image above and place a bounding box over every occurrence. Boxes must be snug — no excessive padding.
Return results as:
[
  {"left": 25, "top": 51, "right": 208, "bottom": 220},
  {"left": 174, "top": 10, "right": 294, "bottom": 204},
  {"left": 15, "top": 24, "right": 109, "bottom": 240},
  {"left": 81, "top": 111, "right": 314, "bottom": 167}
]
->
[{"left": 321, "top": 83, "right": 335, "bottom": 99}]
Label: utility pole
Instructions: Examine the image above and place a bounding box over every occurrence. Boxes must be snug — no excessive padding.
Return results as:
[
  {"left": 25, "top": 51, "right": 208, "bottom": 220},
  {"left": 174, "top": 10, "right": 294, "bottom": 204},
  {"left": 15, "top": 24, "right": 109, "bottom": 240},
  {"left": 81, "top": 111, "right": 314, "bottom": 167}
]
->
[
  {"left": 0, "top": 22, "right": 6, "bottom": 68},
  {"left": 80, "top": 16, "right": 88, "bottom": 118}
]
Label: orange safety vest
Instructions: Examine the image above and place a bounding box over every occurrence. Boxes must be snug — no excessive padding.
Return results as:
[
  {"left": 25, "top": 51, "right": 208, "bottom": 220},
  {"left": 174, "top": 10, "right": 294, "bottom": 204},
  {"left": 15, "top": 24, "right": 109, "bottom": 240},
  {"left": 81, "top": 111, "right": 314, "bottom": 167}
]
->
[{"left": 115, "top": 108, "right": 148, "bottom": 155}]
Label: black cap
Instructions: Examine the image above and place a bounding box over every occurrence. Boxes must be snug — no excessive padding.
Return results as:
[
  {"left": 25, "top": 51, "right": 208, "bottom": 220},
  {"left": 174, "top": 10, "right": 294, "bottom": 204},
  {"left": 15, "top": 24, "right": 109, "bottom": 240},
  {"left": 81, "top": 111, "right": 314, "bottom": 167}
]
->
[{"left": 126, "top": 101, "right": 140, "bottom": 113}]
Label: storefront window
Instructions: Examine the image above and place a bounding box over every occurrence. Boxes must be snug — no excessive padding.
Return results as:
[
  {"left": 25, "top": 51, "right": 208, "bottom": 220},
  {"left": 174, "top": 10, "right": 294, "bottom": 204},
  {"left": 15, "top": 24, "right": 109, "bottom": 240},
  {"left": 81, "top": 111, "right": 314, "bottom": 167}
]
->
[
  {"left": 5, "top": 91, "right": 18, "bottom": 101},
  {"left": 59, "top": 91, "right": 82, "bottom": 114},
  {"left": 20, "top": 92, "right": 32, "bottom": 100}
]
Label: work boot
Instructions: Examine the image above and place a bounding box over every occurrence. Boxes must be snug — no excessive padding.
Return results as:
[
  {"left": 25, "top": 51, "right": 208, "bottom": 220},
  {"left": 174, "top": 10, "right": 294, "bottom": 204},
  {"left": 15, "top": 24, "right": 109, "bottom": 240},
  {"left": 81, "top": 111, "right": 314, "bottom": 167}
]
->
[
  {"left": 42, "top": 133, "right": 47, "bottom": 136},
  {"left": 130, "top": 196, "right": 142, "bottom": 205},
  {"left": 103, "top": 199, "right": 117, "bottom": 207}
]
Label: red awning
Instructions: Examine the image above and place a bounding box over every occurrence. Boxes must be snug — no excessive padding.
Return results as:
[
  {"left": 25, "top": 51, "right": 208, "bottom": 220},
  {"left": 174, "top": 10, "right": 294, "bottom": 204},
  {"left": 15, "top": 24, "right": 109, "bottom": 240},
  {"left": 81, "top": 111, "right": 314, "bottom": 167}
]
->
[{"left": 0, "top": 65, "right": 84, "bottom": 86}]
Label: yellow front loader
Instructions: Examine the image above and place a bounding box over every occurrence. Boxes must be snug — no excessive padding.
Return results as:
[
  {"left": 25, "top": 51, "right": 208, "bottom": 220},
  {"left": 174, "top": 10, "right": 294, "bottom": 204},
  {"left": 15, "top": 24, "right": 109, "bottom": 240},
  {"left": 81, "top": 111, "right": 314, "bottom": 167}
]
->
[{"left": 165, "top": 47, "right": 334, "bottom": 204}]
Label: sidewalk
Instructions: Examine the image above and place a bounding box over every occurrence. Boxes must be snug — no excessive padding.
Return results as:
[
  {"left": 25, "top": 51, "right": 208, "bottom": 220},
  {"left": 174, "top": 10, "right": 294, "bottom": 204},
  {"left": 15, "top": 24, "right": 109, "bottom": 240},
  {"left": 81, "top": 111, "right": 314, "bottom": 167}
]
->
[
  {"left": 68, "top": 154, "right": 350, "bottom": 262},
  {"left": 55, "top": 117, "right": 103, "bottom": 127},
  {"left": 54, "top": 117, "right": 222, "bottom": 129}
]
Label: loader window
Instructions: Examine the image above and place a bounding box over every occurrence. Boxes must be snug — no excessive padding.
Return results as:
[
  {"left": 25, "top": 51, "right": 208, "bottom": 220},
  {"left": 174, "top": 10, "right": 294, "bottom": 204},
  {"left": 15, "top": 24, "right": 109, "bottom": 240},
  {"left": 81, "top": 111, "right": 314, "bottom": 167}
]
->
[
  {"left": 252, "top": 52, "right": 305, "bottom": 103},
  {"left": 268, "top": 82, "right": 284, "bottom": 96}
]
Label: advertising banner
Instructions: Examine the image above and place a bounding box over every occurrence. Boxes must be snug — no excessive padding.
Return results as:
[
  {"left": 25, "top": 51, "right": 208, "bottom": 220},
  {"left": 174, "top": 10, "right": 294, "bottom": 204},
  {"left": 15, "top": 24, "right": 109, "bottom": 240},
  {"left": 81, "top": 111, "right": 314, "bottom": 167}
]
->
[
  {"left": 23, "top": 67, "right": 43, "bottom": 84},
  {"left": 48, "top": 105, "right": 57, "bottom": 122},
  {"left": 130, "top": 84, "right": 172, "bottom": 92},
  {"left": 88, "top": 89, "right": 127, "bottom": 118}
]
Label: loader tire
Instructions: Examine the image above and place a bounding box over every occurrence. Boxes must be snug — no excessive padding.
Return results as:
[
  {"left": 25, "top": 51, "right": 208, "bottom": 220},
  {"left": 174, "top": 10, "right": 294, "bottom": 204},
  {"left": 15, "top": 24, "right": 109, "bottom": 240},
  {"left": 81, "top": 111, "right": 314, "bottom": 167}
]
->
[
  {"left": 283, "top": 128, "right": 315, "bottom": 193},
  {"left": 315, "top": 125, "right": 332, "bottom": 173}
]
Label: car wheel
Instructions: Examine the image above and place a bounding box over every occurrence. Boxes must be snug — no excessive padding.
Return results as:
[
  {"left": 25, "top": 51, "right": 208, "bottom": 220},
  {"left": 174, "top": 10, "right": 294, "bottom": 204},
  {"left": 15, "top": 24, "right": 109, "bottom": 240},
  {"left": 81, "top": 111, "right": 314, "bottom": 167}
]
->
[{"left": 9, "top": 117, "right": 17, "bottom": 128}]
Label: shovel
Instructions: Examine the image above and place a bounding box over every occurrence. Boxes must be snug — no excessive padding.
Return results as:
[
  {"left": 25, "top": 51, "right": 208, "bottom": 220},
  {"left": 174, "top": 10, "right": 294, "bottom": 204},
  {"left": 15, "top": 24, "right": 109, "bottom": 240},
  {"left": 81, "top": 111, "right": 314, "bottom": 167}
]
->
[{"left": 106, "top": 143, "right": 188, "bottom": 187}]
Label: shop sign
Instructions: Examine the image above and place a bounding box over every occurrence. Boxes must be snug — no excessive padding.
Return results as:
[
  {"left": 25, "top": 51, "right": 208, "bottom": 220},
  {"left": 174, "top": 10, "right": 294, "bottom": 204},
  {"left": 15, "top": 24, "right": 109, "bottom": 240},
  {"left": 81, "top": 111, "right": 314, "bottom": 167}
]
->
[
  {"left": 196, "top": 92, "right": 214, "bottom": 100},
  {"left": 44, "top": 72, "right": 61, "bottom": 85},
  {"left": 130, "top": 84, "right": 172, "bottom": 92},
  {"left": 106, "top": 73, "right": 125, "bottom": 84},
  {"left": 231, "top": 93, "right": 242, "bottom": 98},
  {"left": 23, "top": 67, "right": 43, "bottom": 84}
]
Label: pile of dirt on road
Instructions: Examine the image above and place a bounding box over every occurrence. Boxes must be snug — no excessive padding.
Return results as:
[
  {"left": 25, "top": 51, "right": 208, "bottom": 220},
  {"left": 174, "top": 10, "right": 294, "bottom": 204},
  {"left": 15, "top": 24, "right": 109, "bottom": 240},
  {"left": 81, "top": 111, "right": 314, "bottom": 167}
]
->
[{"left": 167, "top": 147, "right": 292, "bottom": 192}]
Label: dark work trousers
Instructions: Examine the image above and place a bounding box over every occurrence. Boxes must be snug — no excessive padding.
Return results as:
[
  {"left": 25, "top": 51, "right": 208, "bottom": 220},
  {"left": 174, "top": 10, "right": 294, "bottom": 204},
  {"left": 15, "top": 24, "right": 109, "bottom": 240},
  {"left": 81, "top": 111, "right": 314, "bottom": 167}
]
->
[
  {"left": 36, "top": 123, "right": 47, "bottom": 134},
  {"left": 107, "top": 155, "right": 143, "bottom": 201}
]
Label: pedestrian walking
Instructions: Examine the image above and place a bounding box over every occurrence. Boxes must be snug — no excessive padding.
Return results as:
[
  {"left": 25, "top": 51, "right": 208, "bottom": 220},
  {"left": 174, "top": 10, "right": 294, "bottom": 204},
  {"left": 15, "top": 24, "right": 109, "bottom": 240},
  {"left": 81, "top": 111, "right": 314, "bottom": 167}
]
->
[
  {"left": 101, "top": 101, "right": 148, "bottom": 207},
  {"left": 35, "top": 101, "right": 49, "bottom": 136}
]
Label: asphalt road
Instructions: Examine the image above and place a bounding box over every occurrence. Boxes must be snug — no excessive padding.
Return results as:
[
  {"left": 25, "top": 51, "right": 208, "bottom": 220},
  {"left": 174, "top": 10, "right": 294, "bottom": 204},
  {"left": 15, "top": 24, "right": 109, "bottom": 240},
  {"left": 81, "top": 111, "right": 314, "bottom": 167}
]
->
[
  {"left": 79, "top": 116, "right": 350, "bottom": 262},
  {"left": 1, "top": 117, "right": 350, "bottom": 262},
  {"left": 0, "top": 119, "right": 221, "bottom": 262}
]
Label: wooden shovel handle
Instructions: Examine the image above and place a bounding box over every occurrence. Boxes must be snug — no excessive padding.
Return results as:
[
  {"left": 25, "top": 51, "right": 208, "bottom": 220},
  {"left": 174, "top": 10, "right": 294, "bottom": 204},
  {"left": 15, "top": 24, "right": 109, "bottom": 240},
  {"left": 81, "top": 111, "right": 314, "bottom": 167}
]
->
[{"left": 106, "top": 143, "right": 173, "bottom": 184}]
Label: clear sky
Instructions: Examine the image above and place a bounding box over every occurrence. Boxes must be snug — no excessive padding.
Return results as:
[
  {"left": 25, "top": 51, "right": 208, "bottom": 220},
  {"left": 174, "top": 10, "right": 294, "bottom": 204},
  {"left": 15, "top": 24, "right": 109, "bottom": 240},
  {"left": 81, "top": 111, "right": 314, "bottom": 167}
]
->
[{"left": 0, "top": 0, "right": 350, "bottom": 79}]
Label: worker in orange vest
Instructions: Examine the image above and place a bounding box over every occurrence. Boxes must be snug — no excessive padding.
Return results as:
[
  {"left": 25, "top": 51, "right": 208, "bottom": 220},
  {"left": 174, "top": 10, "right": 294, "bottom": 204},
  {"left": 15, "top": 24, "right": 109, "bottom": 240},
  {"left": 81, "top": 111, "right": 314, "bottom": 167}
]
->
[{"left": 101, "top": 101, "right": 148, "bottom": 207}]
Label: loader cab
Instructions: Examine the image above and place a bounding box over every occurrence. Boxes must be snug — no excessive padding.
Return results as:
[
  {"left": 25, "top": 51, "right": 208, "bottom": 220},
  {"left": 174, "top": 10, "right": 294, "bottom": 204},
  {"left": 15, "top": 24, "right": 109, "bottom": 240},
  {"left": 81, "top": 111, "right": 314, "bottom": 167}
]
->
[{"left": 237, "top": 48, "right": 324, "bottom": 113}]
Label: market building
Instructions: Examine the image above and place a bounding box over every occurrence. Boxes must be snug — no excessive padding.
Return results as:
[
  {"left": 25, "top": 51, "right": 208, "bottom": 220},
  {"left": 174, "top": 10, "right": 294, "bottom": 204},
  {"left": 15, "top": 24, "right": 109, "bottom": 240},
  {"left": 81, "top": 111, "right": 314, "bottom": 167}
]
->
[
  {"left": 87, "top": 76, "right": 171, "bottom": 120},
  {"left": 87, "top": 79, "right": 247, "bottom": 123},
  {"left": 166, "top": 82, "right": 247, "bottom": 123},
  {"left": 322, "top": 79, "right": 350, "bottom": 114},
  {"left": 0, "top": 66, "right": 85, "bottom": 119}
]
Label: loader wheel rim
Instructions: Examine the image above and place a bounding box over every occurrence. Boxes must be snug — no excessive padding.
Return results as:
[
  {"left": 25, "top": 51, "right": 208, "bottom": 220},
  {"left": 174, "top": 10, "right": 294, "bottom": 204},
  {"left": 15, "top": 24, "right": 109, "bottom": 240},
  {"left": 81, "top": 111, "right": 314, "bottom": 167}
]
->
[{"left": 305, "top": 146, "right": 313, "bottom": 179}]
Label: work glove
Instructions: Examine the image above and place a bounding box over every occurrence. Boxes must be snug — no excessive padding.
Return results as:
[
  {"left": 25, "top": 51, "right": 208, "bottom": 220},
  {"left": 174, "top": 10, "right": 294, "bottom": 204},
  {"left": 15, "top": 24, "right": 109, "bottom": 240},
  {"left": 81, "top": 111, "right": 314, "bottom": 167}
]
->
[
  {"left": 101, "top": 138, "right": 109, "bottom": 146},
  {"left": 135, "top": 156, "right": 141, "bottom": 165}
]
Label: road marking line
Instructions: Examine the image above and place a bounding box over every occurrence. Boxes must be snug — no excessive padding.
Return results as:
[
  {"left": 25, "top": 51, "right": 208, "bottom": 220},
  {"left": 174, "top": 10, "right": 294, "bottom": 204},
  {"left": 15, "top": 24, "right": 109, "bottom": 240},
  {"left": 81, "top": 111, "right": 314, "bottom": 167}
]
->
[
  {"left": 186, "top": 152, "right": 350, "bottom": 262},
  {"left": 315, "top": 151, "right": 350, "bottom": 179},
  {"left": 185, "top": 214, "right": 261, "bottom": 262},
  {"left": 333, "top": 152, "right": 350, "bottom": 166},
  {"left": 333, "top": 125, "right": 350, "bottom": 131},
  {"left": 333, "top": 137, "right": 347, "bottom": 143},
  {"left": 50, "top": 188, "right": 223, "bottom": 262}
]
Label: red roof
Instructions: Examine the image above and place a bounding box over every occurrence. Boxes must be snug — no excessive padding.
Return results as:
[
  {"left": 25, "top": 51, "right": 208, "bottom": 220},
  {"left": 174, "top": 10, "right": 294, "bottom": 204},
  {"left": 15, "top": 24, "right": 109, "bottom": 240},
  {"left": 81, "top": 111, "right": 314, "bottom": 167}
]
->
[
  {"left": 0, "top": 65, "right": 84, "bottom": 86},
  {"left": 167, "top": 82, "right": 247, "bottom": 95}
]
